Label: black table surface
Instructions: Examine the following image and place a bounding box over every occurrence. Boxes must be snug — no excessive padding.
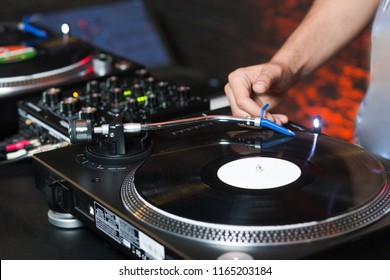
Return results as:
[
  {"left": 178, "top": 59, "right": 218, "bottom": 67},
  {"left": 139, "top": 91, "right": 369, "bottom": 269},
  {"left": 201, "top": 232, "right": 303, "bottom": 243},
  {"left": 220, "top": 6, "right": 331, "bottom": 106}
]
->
[
  {"left": 1, "top": 159, "right": 390, "bottom": 260},
  {"left": 0, "top": 159, "right": 126, "bottom": 260}
]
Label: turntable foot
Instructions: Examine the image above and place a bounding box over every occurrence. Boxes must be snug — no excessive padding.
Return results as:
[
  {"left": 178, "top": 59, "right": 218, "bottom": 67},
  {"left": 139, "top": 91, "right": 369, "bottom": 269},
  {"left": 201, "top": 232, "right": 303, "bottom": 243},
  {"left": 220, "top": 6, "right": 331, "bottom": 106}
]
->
[{"left": 47, "top": 210, "right": 84, "bottom": 229}]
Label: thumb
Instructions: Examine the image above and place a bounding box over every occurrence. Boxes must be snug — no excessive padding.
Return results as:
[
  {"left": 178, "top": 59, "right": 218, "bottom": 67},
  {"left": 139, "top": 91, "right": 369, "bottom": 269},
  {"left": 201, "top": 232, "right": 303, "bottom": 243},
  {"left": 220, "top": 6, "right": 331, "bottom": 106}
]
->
[
  {"left": 253, "top": 80, "right": 269, "bottom": 94},
  {"left": 252, "top": 66, "right": 278, "bottom": 94},
  {"left": 252, "top": 63, "right": 287, "bottom": 94}
]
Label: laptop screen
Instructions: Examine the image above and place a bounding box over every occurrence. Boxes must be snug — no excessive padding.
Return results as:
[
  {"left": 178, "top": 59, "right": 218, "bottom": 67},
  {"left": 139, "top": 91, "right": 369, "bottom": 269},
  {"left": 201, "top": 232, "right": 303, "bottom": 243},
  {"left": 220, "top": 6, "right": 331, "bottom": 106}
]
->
[{"left": 28, "top": 0, "right": 172, "bottom": 69}]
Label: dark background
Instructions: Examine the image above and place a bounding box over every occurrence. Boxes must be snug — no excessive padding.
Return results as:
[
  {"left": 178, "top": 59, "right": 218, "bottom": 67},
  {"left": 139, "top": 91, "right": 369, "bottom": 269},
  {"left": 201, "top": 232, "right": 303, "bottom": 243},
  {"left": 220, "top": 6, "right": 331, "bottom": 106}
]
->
[{"left": 1, "top": 0, "right": 371, "bottom": 142}]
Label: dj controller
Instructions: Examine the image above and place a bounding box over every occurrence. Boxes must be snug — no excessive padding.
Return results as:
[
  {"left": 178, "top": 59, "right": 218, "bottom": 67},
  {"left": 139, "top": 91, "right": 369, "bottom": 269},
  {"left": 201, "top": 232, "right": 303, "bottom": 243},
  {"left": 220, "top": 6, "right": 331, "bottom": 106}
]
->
[{"left": 2, "top": 20, "right": 390, "bottom": 260}]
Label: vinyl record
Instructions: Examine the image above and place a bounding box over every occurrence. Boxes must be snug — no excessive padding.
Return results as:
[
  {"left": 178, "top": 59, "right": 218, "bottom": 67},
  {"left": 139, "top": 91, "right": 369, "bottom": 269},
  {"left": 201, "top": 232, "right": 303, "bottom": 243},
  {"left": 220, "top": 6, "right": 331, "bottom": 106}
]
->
[{"left": 121, "top": 129, "right": 390, "bottom": 244}]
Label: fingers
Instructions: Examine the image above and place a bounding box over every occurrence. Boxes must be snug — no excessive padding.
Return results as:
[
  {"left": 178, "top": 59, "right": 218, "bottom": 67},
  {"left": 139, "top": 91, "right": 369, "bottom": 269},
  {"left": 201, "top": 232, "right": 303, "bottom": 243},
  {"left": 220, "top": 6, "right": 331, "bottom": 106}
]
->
[
  {"left": 224, "top": 83, "right": 241, "bottom": 115},
  {"left": 226, "top": 68, "right": 264, "bottom": 117},
  {"left": 224, "top": 63, "right": 290, "bottom": 125},
  {"left": 225, "top": 82, "right": 289, "bottom": 125},
  {"left": 224, "top": 82, "right": 260, "bottom": 118},
  {"left": 263, "top": 112, "right": 289, "bottom": 125}
]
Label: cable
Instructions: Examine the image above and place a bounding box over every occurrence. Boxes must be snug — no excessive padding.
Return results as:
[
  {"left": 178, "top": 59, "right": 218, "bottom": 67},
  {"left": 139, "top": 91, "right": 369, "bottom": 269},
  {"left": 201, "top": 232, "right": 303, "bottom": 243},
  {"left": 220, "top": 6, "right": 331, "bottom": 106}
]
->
[
  {"left": 4, "top": 139, "right": 40, "bottom": 152},
  {"left": 0, "top": 141, "right": 69, "bottom": 166}
]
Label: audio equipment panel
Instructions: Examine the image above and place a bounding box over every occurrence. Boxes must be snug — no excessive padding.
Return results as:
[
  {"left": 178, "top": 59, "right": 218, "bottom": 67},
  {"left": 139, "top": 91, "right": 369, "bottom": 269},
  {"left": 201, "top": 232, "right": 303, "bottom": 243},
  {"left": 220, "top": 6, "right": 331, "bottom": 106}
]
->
[
  {"left": 18, "top": 67, "right": 209, "bottom": 143},
  {"left": 0, "top": 21, "right": 138, "bottom": 137}
]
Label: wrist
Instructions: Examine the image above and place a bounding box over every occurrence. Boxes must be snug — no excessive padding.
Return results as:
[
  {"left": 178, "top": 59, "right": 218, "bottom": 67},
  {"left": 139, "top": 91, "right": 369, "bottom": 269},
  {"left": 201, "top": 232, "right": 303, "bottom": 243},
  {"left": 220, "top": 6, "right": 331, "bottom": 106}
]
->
[
  {"left": 264, "top": 59, "right": 299, "bottom": 91},
  {"left": 270, "top": 51, "right": 306, "bottom": 82}
]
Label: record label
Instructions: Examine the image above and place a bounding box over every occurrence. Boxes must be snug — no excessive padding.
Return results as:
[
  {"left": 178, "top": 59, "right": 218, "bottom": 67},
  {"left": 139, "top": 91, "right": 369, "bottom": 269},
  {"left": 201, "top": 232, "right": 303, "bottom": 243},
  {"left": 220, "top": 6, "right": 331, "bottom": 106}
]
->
[
  {"left": 0, "top": 45, "right": 37, "bottom": 63},
  {"left": 217, "top": 157, "right": 301, "bottom": 190}
]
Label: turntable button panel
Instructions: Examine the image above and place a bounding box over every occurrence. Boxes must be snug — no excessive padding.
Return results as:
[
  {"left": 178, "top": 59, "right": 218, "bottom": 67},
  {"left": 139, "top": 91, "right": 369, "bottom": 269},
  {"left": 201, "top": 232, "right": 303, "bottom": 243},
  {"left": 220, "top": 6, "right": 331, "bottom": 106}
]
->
[{"left": 94, "top": 202, "right": 165, "bottom": 260}]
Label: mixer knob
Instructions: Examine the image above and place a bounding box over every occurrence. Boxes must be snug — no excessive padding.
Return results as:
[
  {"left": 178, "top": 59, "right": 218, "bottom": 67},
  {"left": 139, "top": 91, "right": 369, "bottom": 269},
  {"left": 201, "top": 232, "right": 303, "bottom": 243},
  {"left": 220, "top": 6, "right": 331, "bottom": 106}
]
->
[
  {"left": 132, "top": 83, "right": 145, "bottom": 98},
  {"left": 125, "top": 98, "right": 138, "bottom": 111},
  {"left": 78, "top": 107, "right": 98, "bottom": 122},
  {"left": 156, "top": 81, "right": 169, "bottom": 95},
  {"left": 86, "top": 80, "right": 100, "bottom": 94},
  {"left": 156, "top": 81, "right": 170, "bottom": 105},
  {"left": 147, "top": 93, "right": 158, "bottom": 109},
  {"left": 122, "top": 98, "right": 139, "bottom": 122},
  {"left": 88, "top": 92, "right": 103, "bottom": 108},
  {"left": 136, "top": 94, "right": 147, "bottom": 108},
  {"left": 109, "top": 87, "right": 123, "bottom": 103},
  {"left": 135, "top": 68, "right": 149, "bottom": 81},
  {"left": 145, "top": 76, "right": 156, "bottom": 93},
  {"left": 121, "top": 87, "right": 133, "bottom": 100},
  {"left": 60, "top": 97, "right": 80, "bottom": 117},
  {"left": 156, "top": 82, "right": 169, "bottom": 101},
  {"left": 109, "top": 87, "right": 123, "bottom": 113},
  {"left": 106, "top": 76, "right": 119, "bottom": 90},
  {"left": 123, "top": 98, "right": 138, "bottom": 123},
  {"left": 177, "top": 86, "right": 190, "bottom": 105},
  {"left": 42, "top": 88, "right": 61, "bottom": 108}
]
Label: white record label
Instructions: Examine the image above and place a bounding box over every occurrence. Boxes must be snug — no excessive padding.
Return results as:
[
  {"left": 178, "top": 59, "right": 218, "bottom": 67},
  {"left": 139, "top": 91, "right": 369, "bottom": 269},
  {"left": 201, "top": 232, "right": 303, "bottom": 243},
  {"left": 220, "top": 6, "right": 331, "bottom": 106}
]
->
[{"left": 217, "top": 157, "right": 301, "bottom": 190}]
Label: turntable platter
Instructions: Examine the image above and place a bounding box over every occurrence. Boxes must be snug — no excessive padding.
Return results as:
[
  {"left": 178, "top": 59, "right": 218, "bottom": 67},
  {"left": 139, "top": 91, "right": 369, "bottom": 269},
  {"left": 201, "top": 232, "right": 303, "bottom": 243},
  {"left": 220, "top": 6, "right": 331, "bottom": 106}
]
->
[{"left": 121, "top": 130, "right": 390, "bottom": 244}]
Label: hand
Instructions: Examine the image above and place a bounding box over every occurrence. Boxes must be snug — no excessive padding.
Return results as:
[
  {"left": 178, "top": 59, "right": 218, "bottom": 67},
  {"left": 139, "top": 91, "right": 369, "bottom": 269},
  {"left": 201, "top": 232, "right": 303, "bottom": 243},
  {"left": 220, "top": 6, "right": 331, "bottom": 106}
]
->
[{"left": 224, "top": 62, "right": 294, "bottom": 125}]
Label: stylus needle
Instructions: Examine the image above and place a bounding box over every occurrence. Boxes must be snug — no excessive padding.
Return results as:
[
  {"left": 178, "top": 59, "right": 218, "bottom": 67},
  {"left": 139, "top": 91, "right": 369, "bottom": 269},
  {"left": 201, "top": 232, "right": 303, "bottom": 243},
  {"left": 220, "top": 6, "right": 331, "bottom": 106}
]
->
[
  {"left": 258, "top": 104, "right": 295, "bottom": 137},
  {"left": 19, "top": 15, "right": 48, "bottom": 39},
  {"left": 259, "top": 118, "right": 295, "bottom": 137}
]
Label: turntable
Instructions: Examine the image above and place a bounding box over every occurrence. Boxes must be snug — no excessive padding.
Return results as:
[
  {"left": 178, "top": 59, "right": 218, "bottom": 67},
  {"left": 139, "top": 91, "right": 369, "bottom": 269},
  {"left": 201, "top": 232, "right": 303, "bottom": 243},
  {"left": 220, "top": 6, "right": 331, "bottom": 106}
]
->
[
  {"left": 0, "top": 20, "right": 138, "bottom": 137},
  {"left": 32, "top": 109, "right": 390, "bottom": 260},
  {"left": 0, "top": 19, "right": 135, "bottom": 97}
]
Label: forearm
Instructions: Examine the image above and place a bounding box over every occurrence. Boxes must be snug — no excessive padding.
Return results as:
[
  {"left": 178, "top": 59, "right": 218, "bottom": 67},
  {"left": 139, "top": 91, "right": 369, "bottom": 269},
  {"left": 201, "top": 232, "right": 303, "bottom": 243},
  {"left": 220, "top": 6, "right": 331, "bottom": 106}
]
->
[{"left": 271, "top": 0, "right": 380, "bottom": 80}]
